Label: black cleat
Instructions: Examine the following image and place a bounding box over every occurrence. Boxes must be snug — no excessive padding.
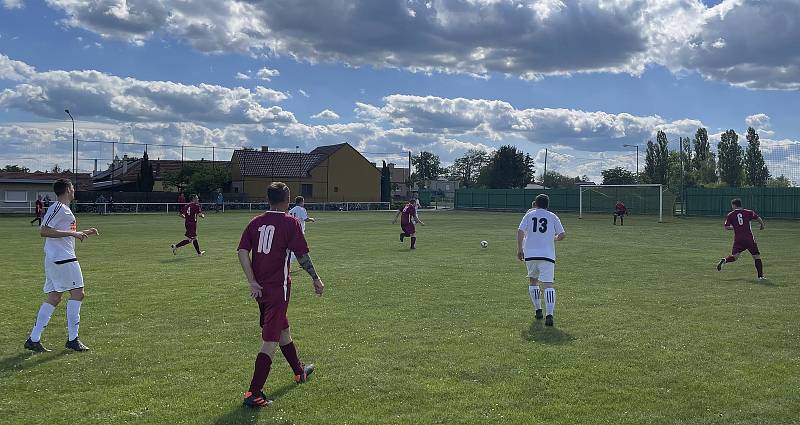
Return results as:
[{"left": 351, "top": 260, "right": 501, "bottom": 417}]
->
[
  {"left": 24, "top": 338, "right": 51, "bottom": 353},
  {"left": 243, "top": 390, "right": 273, "bottom": 408},
  {"left": 294, "top": 363, "right": 315, "bottom": 384},
  {"left": 716, "top": 258, "right": 726, "bottom": 271},
  {"left": 545, "top": 315, "right": 554, "bottom": 327},
  {"left": 400, "top": 233, "right": 405, "bottom": 242},
  {"left": 171, "top": 244, "right": 177, "bottom": 255},
  {"left": 535, "top": 309, "right": 543, "bottom": 320},
  {"left": 65, "top": 338, "right": 89, "bottom": 352}
]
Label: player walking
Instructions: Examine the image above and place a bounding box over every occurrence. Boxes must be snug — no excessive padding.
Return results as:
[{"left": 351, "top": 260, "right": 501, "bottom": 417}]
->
[
  {"left": 392, "top": 198, "right": 424, "bottom": 249},
  {"left": 171, "top": 195, "right": 205, "bottom": 256},
  {"left": 288, "top": 196, "right": 315, "bottom": 262},
  {"left": 238, "top": 182, "right": 324, "bottom": 408},
  {"left": 30, "top": 195, "right": 44, "bottom": 225},
  {"left": 716, "top": 198, "right": 766, "bottom": 279},
  {"left": 25, "top": 179, "right": 99, "bottom": 353},
  {"left": 517, "top": 194, "right": 566, "bottom": 327},
  {"left": 613, "top": 200, "right": 628, "bottom": 225}
]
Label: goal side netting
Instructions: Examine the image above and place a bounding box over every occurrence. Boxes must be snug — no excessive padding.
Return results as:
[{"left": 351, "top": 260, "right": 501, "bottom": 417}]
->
[{"left": 578, "top": 184, "right": 675, "bottom": 222}]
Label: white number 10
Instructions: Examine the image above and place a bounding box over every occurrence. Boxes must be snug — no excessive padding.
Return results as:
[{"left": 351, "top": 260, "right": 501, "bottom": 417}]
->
[
  {"left": 257, "top": 225, "right": 275, "bottom": 254},
  {"left": 737, "top": 213, "right": 744, "bottom": 225}
]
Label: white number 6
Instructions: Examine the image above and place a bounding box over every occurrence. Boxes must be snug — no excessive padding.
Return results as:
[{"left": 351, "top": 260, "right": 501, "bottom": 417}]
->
[{"left": 737, "top": 213, "right": 744, "bottom": 226}]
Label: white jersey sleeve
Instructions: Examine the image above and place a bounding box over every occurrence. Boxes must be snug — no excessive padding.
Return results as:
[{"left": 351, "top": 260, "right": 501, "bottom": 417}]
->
[{"left": 520, "top": 209, "right": 563, "bottom": 262}]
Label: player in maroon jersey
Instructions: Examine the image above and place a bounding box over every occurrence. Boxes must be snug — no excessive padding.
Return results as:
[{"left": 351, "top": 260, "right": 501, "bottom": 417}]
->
[
  {"left": 30, "top": 195, "right": 44, "bottom": 225},
  {"left": 238, "top": 182, "right": 324, "bottom": 408},
  {"left": 613, "top": 200, "right": 628, "bottom": 225},
  {"left": 392, "top": 198, "right": 425, "bottom": 249},
  {"left": 716, "top": 198, "right": 766, "bottom": 279},
  {"left": 170, "top": 194, "right": 205, "bottom": 256}
]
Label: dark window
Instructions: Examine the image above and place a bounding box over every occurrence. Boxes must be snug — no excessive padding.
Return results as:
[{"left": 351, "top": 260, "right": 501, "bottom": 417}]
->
[
  {"left": 302, "top": 184, "right": 313, "bottom": 197},
  {"left": 333, "top": 186, "right": 339, "bottom": 193}
]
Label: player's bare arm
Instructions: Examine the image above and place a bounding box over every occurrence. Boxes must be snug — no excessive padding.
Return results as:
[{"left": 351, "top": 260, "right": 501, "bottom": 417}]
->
[
  {"left": 415, "top": 216, "right": 425, "bottom": 225},
  {"left": 555, "top": 232, "right": 566, "bottom": 241},
  {"left": 306, "top": 217, "right": 316, "bottom": 222},
  {"left": 237, "top": 249, "right": 262, "bottom": 298},
  {"left": 516, "top": 229, "right": 525, "bottom": 261},
  {"left": 40, "top": 225, "right": 88, "bottom": 241},
  {"left": 757, "top": 217, "right": 765, "bottom": 230},
  {"left": 297, "top": 253, "right": 324, "bottom": 295}
]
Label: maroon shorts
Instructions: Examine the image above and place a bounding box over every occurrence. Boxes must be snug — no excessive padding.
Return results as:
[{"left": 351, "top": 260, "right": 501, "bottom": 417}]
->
[
  {"left": 184, "top": 221, "right": 197, "bottom": 238},
  {"left": 732, "top": 239, "right": 760, "bottom": 256},
  {"left": 401, "top": 223, "right": 415, "bottom": 236},
  {"left": 258, "top": 285, "right": 291, "bottom": 342}
]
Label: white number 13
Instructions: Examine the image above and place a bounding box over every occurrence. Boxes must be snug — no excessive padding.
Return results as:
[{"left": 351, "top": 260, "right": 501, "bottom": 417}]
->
[
  {"left": 737, "top": 213, "right": 744, "bottom": 225},
  {"left": 257, "top": 225, "right": 275, "bottom": 254}
]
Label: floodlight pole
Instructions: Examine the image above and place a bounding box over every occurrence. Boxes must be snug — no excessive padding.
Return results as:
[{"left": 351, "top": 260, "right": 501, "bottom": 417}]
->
[
  {"left": 65, "top": 109, "right": 76, "bottom": 187},
  {"left": 623, "top": 144, "right": 639, "bottom": 178}
]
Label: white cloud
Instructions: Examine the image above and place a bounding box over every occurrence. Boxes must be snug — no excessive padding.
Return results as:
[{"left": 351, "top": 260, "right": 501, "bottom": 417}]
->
[
  {"left": 298, "top": 89, "right": 310, "bottom": 98},
  {"left": 235, "top": 72, "right": 251, "bottom": 80},
  {"left": 0, "top": 55, "right": 294, "bottom": 124},
  {"left": 2, "top": 0, "right": 23, "bottom": 9},
  {"left": 311, "top": 109, "right": 340, "bottom": 120},
  {"left": 255, "top": 67, "right": 279, "bottom": 81}
]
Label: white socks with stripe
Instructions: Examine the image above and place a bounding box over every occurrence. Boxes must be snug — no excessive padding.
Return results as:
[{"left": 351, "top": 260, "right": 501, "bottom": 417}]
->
[
  {"left": 66, "top": 300, "right": 82, "bottom": 341},
  {"left": 544, "top": 288, "right": 556, "bottom": 316},
  {"left": 30, "top": 302, "right": 56, "bottom": 342},
  {"left": 528, "top": 286, "right": 541, "bottom": 310}
]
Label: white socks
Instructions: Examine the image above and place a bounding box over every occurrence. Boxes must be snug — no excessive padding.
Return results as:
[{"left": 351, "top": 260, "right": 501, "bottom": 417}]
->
[
  {"left": 30, "top": 302, "right": 56, "bottom": 342},
  {"left": 66, "top": 300, "right": 82, "bottom": 341},
  {"left": 528, "top": 286, "right": 541, "bottom": 310},
  {"left": 544, "top": 287, "right": 556, "bottom": 316}
]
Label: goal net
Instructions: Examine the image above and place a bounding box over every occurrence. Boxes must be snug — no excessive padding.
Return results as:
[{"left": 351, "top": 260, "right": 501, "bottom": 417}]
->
[{"left": 578, "top": 184, "right": 674, "bottom": 222}]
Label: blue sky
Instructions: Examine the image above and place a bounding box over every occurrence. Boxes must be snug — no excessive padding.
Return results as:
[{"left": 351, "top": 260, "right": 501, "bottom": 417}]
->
[{"left": 1, "top": 0, "right": 799, "bottom": 181}]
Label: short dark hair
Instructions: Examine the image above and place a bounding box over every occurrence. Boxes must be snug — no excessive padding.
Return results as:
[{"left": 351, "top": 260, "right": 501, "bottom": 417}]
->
[
  {"left": 53, "top": 178, "right": 72, "bottom": 196},
  {"left": 295, "top": 196, "right": 304, "bottom": 205},
  {"left": 268, "top": 182, "right": 290, "bottom": 204},
  {"left": 534, "top": 194, "right": 549, "bottom": 209},
  {"left": 731, "top": 198, "right": 742, "bottom": 207},
  {"left": 191, "top": 194, "right": 199, "bottom": 201}
]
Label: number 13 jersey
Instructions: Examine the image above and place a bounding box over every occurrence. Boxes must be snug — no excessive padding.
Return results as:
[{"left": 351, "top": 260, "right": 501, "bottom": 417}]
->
[
  {"left": 518, "top": 208, "right": 565, "bottom": 262},
  {"left": 238, "top": 211, "right": 310, "bottom": 292}
]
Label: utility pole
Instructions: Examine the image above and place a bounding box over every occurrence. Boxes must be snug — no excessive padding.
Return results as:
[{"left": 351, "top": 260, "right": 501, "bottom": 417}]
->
[
  {"left": 543, "top": 148, "right": 548, "bottom": 186},
  {"left": 65, "top": 109, "right": 76, "bottom": 187}
]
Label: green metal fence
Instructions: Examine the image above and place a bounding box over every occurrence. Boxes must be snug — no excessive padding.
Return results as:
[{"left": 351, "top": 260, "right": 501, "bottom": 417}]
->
[
  {"left": 685, "top": 187, "right": 800, "bottom": 218},
  {"left": 455, "top": 188, "right": 673, "bottom": 215}
]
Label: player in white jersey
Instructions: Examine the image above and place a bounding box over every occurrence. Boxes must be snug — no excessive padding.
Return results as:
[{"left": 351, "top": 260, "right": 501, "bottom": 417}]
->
[
  {"left": 25, "top": 179, "right": 99, "bottom": 353},
  {"left": 517, "top": 194, "right": 565, "bottom": 327},
  {"left": 288, "top": 196, "right": 315, "bottom": 262}
]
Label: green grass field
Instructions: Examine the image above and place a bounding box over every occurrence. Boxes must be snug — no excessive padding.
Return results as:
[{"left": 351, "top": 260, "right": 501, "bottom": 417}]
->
[{"left": 1, "top": 210, "right": 798, "bottom": 425}]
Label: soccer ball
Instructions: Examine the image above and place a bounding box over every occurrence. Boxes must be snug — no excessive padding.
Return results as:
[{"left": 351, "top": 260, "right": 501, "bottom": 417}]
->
[{"left": 480, "top": 240, "right": 488, "bottom": 248}]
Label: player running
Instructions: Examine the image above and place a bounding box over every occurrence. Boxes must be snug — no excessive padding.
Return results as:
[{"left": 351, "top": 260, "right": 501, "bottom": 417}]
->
[
  {"left": 392, "top": 198, "right": 425, "bottom": 249},
  {"left": 238, "top": 182, "right": 324, "bottom": 408},
  {"left": 25, "top": 179, "right": 99, "bottom": 353},
  {"left": 716, "top": 198, "right": 766, "bottom": 279},
  {"left": 288, "top": 196, "right": 315, "bottom": 262},
  {"left": 30, "top": 195, "right": 44, "bottom": 226},
  {"left": 613, "top": 200, "right": 628, "bottom": 225},
  {"left": 517, "top": 194, "right": 566, "bottom": 327},
  {"left": 171, "top": 195, "right": 205, "bottom": 256}
]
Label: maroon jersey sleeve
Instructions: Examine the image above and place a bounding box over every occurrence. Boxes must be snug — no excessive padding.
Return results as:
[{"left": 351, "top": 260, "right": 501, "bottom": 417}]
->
[
  {"left": 750, "top": 209, "right": 759, "bottom": 220},
  {"left": 287, "top": 218, "right": 310, "bottom": 257},
  {"left": 724, "top": 212, "right": 733, "bottom": 227},
  {"left": 238, "top": 221, "right": 255, "bottom": 252}
]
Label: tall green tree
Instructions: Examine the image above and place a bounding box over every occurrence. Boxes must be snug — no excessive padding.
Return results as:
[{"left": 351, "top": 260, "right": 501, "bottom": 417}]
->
[
  {"left": 478, "top": 145, "right": 528, "bottom": 189},
  {"left": 380, "top": 161, "right": 391, "bottom": 202},
  {"left": 541, "top": 171, "right": 587, "bottom": 189},
  {"left": 524, "top": 153, "right": 535, "bottom": 184},
  {"left": 692, "top": 127, "right": 718, "bottom": 185},
  {"left": 137, "top": 150, "right": 155, "bottom": 192},
  {"left": 643, "top": 131, "right": 670, "bottom": 184},
  {"left": 2, "top": 164, "right": 30, "bottom": 172},
  {"left": 164, "top": 163, "right": 230, "bottom": 195},
  {"left": 744, "top": 127, "right": 770, "bottom": 186},
  {"left": 601, "top": 167, "right": 637, "bottom": 185},
  {"left": 766, "top": 175, "right": 791, "bottom": 188},
  {"left": 718, "top": 129, "right": 744, "bottom": 187},
  {"left": 411, "top": 151, "right": 444, "bottom": 184},
  {"left": 448, "top": 149, "right": 488, "bottom": 188}
]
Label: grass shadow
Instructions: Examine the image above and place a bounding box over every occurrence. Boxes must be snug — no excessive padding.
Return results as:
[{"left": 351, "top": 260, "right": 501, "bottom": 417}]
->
[
  {"left": 0, "top": 350, "right": 68, "bottom": 376},
  {"left": 210, "top": 383, "right": 298, "bottom": 425},
  {"left": 522, "top": 320, "right": 576, "bottom": 345},
  {"left": 158, "top": 256, "right": 190, "bottom": 264},
  {"left": 720, "top": 276, "right": 783, "bottom": 287}
]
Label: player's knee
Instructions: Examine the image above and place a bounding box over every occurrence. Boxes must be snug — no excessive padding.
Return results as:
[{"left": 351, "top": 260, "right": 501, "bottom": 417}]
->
[
  {"left": 260, "top": 341, "right": 279, "bottom": 357},
  {"left": 70, "top": 288, "right": 85, "bottom": 301},
  {"left": 46, "top": 292, "right": 62, "bottom": 305},
  {"left": 753, "top": 255, "right": 761, "bottom": 260},
  {"left": 279, "top": 329, "right": 293, "bottom": 346},
  {"left": 541, "top": 282, "right": 554, "bottom": 289}
]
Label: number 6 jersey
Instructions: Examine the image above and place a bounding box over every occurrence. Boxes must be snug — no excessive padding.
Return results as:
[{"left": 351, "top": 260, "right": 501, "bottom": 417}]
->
[
  {"left": 518, "top": 208, "right": 565, "bottom": 263},
  {"left": 724, "top": 208, "right": 759, "bottom": 243},
  {"left": 238, "top": 211, "right": 310, "bottom": 291}
]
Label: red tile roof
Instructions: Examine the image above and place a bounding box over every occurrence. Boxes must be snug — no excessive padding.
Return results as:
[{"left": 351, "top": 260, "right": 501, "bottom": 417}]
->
[{"left": 232, "top": 143, "right": 346, "bottom": 177}]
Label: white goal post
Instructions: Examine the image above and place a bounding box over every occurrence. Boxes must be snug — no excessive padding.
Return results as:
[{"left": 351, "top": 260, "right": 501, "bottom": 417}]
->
[{"left": 579, "top": 184, "right": 664, "bottom": 223}]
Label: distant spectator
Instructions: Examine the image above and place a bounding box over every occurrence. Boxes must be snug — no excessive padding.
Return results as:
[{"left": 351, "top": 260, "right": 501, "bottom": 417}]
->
[
  {"left": 44, "top": 195, "right": 51, "bottom": 208},
  {"left": 31, "top": 195, "right": 44, "bottom": 226},
  {"left": 107, "top": 196, "right": 114, "bottom": 214},
  {"left": 216, "top": 192, "right": 224, "bottom": 212}
]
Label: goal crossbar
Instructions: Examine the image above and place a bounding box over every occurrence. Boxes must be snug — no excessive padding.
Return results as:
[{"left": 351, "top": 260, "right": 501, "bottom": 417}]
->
[{"left": 578, "top": 184, "right": 664, "bottom": 223}]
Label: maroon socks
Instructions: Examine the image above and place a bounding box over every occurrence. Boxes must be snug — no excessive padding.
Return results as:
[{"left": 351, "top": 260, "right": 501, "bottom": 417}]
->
[
  {"left": 280, "top": 342, "right": 303, "bottom": 376},
  {"left": 249, "top": 353, "right": 272, "bottom": 393},
  {"left": 175, "top": 239, "right": 190, "bottom": 248},
  {"left": 754, "top": 259, "right": 764, "bottom": 277},
  {"left": 192, "top": 239, "right": 201, "bottom": 254},
  {"left": 725, "top": 255, "right": 736, "bottom": 263}
]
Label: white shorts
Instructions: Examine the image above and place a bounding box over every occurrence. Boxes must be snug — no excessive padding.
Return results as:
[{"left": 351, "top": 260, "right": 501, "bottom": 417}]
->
[
  {"left": 525, "top": 260, "right": 555, "bottom": 283},
  {"left": 43, "top": 259, "right": 84, "bottom": 293}
]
